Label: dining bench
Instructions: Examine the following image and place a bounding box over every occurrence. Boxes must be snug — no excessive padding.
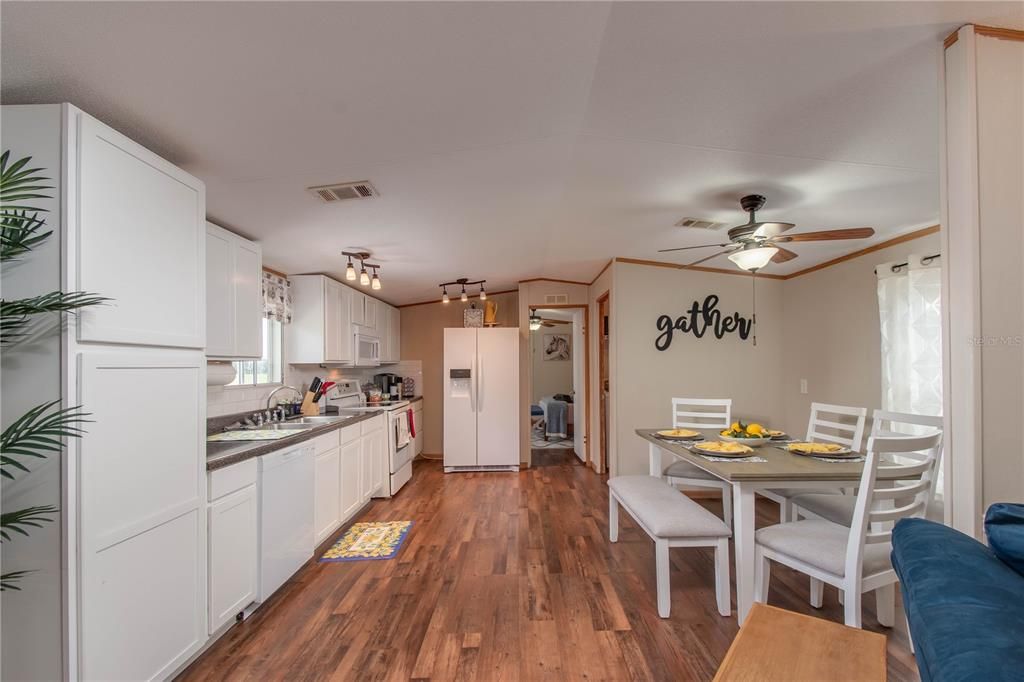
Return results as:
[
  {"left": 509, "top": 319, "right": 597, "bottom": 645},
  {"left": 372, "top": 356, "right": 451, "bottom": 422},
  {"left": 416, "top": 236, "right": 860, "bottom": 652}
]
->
[{"left": 608, "top": 475, "right": 732, "bottom": 617}]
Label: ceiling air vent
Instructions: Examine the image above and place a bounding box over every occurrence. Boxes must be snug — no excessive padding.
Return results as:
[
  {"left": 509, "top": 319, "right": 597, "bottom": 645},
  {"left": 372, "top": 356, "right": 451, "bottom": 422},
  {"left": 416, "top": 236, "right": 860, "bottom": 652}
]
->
[
  {"left": 308, "top": 181, "right": 379, "bottom": 203},
  {"left": 675, "top": 217, "right": 727, "bottom": 230},
  {"left": 544, "top": 294, "right": 569, "bottom": 305}
]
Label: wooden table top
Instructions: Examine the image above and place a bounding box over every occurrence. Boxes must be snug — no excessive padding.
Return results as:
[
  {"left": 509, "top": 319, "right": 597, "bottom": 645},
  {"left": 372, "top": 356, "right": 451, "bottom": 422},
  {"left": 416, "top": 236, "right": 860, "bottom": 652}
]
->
[
  {"left": 637, "top": 428, "right": 905, "bottom": 483},
  {"left": 713, "top": 603, "right": 887, "bottom": 681}
]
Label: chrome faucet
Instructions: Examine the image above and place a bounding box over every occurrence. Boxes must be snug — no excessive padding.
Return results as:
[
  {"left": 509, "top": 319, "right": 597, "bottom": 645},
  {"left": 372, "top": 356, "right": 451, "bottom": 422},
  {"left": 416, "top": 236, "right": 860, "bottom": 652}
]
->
[{"left": 266, "top": 385, "right": 302, "bottom": 411}]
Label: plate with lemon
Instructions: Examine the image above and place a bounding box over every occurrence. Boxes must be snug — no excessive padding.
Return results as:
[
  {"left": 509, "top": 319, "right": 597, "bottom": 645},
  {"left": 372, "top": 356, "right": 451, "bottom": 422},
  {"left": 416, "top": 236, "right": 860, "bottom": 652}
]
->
[{"left": 718, "top": 421, "right": 773, "bottom": 447}]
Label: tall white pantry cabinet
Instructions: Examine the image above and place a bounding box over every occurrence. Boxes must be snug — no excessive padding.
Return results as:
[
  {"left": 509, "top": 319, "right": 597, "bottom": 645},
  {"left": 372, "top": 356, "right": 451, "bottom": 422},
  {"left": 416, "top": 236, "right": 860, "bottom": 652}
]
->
[{"left": 5, "top": 104, "right": 208, "bottom": 680}]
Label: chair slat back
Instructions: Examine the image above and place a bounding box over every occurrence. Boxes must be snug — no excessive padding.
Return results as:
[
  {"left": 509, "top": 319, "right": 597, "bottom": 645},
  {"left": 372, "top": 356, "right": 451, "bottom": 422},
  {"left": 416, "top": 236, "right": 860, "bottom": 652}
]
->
[
  {"left": 672, "top": 398, "right": 732, "bottom": 430},
  {"left": 844, "top": 432, "right": 943, "bottom": 574},
  {"left": 870, "top": 409, "right": 945, "bottom": 505},
  {"left": 806, "top": 403, "right": 868, "bottom": 450}
]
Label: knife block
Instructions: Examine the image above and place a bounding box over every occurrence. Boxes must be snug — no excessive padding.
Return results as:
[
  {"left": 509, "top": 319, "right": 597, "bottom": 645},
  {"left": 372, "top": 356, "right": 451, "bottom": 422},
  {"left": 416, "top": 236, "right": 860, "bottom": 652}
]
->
[{"left": 299, "top": 391, "right": 320, "bottom": 417}]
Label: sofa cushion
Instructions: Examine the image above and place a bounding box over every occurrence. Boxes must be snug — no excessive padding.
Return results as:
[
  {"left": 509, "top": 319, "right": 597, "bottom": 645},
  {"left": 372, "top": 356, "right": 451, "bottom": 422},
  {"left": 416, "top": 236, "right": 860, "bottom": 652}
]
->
[
  {"left": 608, "top": 475, "right": 730, "bottom": 539},
  {"left": 984, "top": 503, "right": 1024, "bottom": 578},
  {"left": 892, "top": 518, "right": 1024, "bottom": 682}
]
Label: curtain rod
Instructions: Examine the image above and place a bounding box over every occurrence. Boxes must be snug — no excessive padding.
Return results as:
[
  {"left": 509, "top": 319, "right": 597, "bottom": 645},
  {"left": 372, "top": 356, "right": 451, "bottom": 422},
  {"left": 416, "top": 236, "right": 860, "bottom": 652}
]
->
[{"left": 874, "top": 253, "right": 941, "bottom": 275}]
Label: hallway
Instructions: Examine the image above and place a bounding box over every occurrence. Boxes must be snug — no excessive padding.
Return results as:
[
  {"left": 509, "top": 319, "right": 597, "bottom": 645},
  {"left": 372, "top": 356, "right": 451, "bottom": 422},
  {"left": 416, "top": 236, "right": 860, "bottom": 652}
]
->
[{"left": 180, "top": 452, "right": 917, "bottom": 680}]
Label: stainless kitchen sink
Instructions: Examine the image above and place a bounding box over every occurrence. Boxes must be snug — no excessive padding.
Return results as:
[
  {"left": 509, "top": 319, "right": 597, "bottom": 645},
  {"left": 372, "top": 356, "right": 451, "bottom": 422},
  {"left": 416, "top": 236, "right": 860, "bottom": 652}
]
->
[
  {"left": 265, "top": 422, "right": 316, "bottom": 430},
  {"left": 289, "top": 415, "right": 347, "bottom": 424}
]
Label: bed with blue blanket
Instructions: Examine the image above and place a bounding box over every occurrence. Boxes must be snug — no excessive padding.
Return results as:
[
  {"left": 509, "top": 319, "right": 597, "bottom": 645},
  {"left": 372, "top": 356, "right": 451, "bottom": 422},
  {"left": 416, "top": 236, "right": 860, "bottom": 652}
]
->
[{"left": 534, "top": 396, "right": 573, "bottom": 440}]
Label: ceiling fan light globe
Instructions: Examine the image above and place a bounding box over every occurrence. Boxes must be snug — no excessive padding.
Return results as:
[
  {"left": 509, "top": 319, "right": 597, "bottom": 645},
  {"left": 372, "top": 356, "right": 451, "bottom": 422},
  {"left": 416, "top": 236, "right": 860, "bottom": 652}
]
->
[{"left": 728, "top": 246, "right": 778, "bottom": 271}]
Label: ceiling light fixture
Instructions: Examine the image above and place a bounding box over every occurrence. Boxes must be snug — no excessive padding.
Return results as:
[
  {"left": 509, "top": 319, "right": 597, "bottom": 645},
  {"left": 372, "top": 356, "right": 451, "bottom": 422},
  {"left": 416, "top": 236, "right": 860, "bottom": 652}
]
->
[
  {"left": 728, "top": 245, "right": 779, "bottom": 272},
  {"left": 342, "top": 250, "right": 381, "bottom": 288},
  {"left": 438, "top": 277, "right": 487, "bottom": 305}
]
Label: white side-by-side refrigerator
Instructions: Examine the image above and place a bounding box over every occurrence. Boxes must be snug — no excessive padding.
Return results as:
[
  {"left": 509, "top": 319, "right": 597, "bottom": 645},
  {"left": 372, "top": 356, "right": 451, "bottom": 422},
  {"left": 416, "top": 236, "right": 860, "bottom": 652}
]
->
[{"left": 443, "top": 327, "right": 520, "bottom": 472}]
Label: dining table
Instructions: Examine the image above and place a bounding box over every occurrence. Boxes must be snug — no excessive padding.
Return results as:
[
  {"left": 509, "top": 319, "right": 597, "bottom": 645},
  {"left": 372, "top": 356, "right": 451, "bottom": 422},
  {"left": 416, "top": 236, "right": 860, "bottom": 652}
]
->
[{"left": 636, "top": 428, "right": 907, "bottom": 625}]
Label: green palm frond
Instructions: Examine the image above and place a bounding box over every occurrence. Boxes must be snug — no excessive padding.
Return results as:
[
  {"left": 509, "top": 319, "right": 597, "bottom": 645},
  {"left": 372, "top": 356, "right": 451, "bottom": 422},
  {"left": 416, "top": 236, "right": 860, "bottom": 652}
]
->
[
  {"left": 1, "top": 291, "right": 111, "bottom": 344},
  {"left": 1, "top": 400, "right": 91, "bottom": 479},
  {"left": 2, "top": 210, "right": 51, "bottom": 261},
  {"left": 1, "top": 570, "right": 34, "bottom": 591},
  {"left": 1, "top": 151, "right": 53, "bottom": 262},
  {"left": 1, "top": 505, "right": 57, "bottom": 542}
]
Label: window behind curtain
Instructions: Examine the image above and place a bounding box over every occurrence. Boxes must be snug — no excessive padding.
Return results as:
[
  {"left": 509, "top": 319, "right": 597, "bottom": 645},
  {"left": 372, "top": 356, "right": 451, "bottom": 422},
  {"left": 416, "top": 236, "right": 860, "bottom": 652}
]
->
[{"left": 229, "top": 318, "right": 282, "bottom": 386}]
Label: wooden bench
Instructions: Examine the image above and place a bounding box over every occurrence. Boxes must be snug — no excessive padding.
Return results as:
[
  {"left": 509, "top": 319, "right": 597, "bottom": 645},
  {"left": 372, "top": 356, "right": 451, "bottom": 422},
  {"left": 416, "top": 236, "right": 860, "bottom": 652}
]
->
[
  {"left": 714, "top": 603, "right": 887, "bottom": 681},
  {"left": 608, "top": 475, "right": 732, "bottom": 618}
]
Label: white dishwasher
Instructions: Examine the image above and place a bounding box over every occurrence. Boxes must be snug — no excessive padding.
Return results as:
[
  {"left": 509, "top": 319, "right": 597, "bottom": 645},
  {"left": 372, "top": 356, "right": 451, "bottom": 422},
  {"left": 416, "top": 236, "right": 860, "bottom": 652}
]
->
[{"left": 258, "top": 443, "right": 315, "bottom": 603}]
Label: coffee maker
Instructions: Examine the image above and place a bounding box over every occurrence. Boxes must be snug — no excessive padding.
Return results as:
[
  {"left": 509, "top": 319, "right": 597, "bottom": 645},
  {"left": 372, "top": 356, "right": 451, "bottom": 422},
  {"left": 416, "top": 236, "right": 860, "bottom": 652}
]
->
[{"left": 373, "top": 373, "right": 403, "bottom": 400}]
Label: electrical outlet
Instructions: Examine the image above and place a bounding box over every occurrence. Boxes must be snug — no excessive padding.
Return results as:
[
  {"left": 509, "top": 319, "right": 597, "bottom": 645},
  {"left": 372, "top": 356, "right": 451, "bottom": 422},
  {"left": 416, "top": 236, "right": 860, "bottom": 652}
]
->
[{"left": 799, "top": 379, "right": 808, "bottom": 395}]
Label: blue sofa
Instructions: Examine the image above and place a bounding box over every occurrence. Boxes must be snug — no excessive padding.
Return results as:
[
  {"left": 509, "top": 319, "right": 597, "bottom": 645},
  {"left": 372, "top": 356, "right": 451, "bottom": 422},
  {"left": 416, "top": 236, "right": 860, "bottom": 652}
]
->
[{"left": 891, "top": 504, "right": 1024, "bottom": 682}]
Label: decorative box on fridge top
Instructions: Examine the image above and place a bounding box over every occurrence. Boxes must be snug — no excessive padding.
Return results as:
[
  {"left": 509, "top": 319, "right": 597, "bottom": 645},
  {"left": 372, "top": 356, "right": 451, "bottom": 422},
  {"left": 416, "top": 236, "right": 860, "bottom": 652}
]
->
[{"left": 464, "top": 305, "right": 484, "bottom": 328}]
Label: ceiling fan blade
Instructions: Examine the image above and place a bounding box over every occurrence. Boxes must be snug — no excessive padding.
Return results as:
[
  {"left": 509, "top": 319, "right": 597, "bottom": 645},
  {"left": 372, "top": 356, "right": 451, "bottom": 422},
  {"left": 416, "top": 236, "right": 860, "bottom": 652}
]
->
[
  {"left": 686, "top": 247, "right": 739, "bottom": 267},
  {"left": 657, "top": 242, "right": 731, "bottom": 254},
  {"left": 779, "top": 227, "right": 875, "bottom": 242},
  {"left": 751, "top": 221, "right": 796, "bottom": 239},
  {"left": 770, "top": 246, "right": 799, "bottom": 263}
]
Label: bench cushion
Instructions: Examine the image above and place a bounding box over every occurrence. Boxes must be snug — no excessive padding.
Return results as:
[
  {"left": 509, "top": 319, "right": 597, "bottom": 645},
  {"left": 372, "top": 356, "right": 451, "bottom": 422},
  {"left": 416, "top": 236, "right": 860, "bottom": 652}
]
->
[{"left": 609, "top": 475, "right": 731, "bottom": 539}]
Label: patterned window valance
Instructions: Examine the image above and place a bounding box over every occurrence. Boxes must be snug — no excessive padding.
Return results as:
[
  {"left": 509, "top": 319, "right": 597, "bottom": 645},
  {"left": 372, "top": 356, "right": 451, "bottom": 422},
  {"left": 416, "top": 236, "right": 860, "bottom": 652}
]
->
[{"left": 262, "top": 270, "right": 292, "bottom": 324}]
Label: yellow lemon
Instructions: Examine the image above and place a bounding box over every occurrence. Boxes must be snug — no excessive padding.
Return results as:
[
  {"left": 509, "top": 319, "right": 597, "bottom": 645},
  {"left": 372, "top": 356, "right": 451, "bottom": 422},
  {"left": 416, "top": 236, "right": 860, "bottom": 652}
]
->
[
  {"left": 747, "top": 423, "right": 764, "bottom": 435},
  {"left": 730, "top": 422, "right": 741, "bottom": 432}
]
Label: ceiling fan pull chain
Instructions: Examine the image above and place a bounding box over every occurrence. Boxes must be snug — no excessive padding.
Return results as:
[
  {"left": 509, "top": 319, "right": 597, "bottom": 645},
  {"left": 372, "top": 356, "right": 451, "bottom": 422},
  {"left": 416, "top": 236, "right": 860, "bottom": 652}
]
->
[{"left": 751, "top": 272, "right": 757, "bottom": 347}]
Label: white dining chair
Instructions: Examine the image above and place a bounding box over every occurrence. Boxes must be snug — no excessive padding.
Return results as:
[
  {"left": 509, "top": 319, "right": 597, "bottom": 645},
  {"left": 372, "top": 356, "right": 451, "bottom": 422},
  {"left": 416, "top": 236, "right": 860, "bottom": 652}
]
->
[
  {"left": 792, "top": 410, "right": 944, "bottom": 527},
  {"left": 753, "top": 431, "right": 942, "bottom": 629},
  {"left": 662, "top": 398, "right": 734, "bottom": 527},
  {"left": 759, "top": 402, "right": 868, "bottom": 521}
]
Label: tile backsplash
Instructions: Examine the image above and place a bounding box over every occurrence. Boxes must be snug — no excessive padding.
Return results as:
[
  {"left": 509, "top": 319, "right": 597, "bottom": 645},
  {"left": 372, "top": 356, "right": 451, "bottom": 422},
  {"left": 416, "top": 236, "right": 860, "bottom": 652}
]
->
[{"left": 206, "top": 360, "right": 423, "bottom": 418}]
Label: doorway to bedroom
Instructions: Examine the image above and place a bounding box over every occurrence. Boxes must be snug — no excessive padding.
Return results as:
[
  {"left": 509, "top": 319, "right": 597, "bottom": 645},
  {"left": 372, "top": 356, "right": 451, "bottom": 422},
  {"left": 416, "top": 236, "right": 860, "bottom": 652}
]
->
[{"left": 529, "top": 306, "right": 589, "bottom": 466}]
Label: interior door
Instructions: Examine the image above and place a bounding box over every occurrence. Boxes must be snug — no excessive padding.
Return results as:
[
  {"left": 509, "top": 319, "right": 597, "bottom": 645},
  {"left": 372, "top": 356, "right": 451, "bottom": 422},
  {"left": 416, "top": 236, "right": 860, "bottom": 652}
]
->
[
  {"left": 443, "top": 328, "right": 478, "bottom": 467},
  {"left": 476, "top": 328, "right": 519, "bottom": 466},
  {"left": 572, "top": 309, "right": 586, "bottom": 462}
]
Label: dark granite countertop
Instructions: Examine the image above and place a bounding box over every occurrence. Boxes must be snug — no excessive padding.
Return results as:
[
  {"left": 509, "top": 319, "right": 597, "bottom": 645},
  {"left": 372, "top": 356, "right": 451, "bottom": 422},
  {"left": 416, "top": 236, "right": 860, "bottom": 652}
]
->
[{"left": 206, "top": 411, "right": 379, "bottom": 472}]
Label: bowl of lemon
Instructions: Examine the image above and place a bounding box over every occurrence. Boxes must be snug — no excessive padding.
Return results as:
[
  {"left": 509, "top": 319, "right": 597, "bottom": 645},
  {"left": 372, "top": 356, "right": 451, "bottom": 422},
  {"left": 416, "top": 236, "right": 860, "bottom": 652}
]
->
[{"left": 718, "top": 421, "right": 773, "bottom": 447}]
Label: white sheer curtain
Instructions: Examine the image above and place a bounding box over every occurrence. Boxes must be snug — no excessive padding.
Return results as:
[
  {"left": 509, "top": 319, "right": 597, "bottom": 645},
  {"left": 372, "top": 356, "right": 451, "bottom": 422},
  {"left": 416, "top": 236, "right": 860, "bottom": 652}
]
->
[
  {"left": 877, "top": 253, "right": 943, "bottom": 495},
  {"left": 877, "top": 254, "right": 943, "bottom": 418}
]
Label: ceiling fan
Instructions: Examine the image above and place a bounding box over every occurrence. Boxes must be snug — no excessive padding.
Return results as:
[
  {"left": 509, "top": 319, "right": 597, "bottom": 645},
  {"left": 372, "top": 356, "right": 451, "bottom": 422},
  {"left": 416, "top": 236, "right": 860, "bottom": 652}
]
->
[{"left": 659, "top": 195, "right": 875, "bottom": 271}]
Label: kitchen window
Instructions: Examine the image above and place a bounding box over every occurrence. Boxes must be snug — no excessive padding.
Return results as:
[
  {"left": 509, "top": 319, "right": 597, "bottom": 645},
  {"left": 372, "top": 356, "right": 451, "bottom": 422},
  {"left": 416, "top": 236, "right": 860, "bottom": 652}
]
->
[{"left": 230, "top": 318, "right": 283, "bottom": 386}]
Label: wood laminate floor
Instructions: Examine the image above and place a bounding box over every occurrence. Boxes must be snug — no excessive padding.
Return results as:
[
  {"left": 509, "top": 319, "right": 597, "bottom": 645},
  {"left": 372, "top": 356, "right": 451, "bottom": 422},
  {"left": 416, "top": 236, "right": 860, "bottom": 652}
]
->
[{"left": 179, "top": 450, "right": 920, "bottom": 681}]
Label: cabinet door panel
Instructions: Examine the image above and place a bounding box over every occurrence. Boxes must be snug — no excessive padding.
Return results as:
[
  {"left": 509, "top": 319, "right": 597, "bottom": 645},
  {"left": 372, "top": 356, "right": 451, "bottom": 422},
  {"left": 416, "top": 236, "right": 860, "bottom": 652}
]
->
[
  {"left": 339, "top": 440, "right": 362, "bottom": 522},
  {"left": 351, "top": 291, "right": 365, "bottom": 326},
  {"left": 205, "top": 227, "right": 233, "bottom": 357},
  {"left": 208, "top": 485, "right": 257, "bottom": 633},
  {"left": 77, "top": 114, "right": 205, "bottom": 348},
  {"left": 324, "top": 279, "right": 345, "bottom": 363},
  {"left": 414, "top": 408, "right": 423, "bottom": 456},
  {"left": 315, "top": 449, "right": 342, "bottom": 545},
  {"left": 233, "top": 240, "right": 262, "bottom": 358},
  {"left": 364, "top": 297, "right": 377, "bottom": 330}
]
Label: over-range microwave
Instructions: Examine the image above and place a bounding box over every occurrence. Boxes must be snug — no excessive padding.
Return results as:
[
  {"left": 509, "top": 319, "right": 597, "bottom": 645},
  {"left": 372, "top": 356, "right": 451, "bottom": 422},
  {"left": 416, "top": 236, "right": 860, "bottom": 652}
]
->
[{"left": 354, "top": 331, "right": 380, "bottom": 367}]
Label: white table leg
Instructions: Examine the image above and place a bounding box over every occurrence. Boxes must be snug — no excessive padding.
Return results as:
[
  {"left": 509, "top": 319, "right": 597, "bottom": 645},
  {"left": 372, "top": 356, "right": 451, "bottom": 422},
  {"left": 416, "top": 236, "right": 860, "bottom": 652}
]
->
[
  {"left": 649, "top": 442, "right": 662, "bottom": 477},
  {"left": 733, "top": 482, "right": 757, "bottom": 625}
]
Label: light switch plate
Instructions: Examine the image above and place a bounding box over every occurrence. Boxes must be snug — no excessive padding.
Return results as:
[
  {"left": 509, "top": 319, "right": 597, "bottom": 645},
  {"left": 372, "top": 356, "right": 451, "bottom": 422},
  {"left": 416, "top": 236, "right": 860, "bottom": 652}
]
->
[{"left": 799, "top": 379, "right": 808, "bottom": 394}]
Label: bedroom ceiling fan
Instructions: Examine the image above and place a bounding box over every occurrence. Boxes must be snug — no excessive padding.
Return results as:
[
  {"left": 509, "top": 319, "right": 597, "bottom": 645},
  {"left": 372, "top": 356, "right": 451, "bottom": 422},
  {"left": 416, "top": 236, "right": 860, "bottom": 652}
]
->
[{"left": 659, "top": 195, "right": 875, "bottom": 272}]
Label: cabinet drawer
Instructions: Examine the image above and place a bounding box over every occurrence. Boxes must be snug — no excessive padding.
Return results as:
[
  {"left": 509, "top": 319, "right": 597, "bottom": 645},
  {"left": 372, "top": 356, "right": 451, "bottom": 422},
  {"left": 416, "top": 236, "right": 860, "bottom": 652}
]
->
[
  {"left": 340, "top": 424, "right": 360, "bottom": 445},
  {"left": 310, "top": 429, "right": 341, "bottom": 456},
  {"left": 360, "top": 414, "right": 385, "bottom": 436},
  {"left": 208, "top": 459, "right": 258, "bottom": 501}
]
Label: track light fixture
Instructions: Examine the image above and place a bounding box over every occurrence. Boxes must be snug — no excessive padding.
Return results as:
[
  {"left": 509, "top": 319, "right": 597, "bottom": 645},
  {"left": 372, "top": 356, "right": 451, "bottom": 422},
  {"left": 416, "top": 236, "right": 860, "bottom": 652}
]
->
[
  {"left": 342, "top": 250, "right": 382, "bottom": 289},
  {"left": 438, "top": 277, "right": 487, "bottom": 304}
]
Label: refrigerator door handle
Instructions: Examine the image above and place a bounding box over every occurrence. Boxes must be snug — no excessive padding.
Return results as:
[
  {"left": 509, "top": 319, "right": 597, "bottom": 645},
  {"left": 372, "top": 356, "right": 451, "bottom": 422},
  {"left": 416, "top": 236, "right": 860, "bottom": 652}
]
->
[
  {"left": 477, "top": 352, "right": 484, "bottom": 413},
  {"left": 469, "top": 354, "right": 477, "bottom": 413}
]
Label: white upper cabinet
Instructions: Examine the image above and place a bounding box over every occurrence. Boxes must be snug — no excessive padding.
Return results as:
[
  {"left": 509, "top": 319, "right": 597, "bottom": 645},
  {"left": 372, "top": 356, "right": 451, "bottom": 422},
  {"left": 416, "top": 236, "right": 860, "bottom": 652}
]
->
[
  {"left": 363, "top": 296, "right": 378, "bottom": 330},
  {"left": 350, "top": 290, "right": 366, "bottom": 326},
  {"left": 288, "top": 275, "right": 352, "bottom": 365},
  {"left": 76, "top": 114, "right": 205, "bottom": 348},
  {"left": 378, "top": 303, "right": 401, "bottom": 363},
  {"left": 205, "top": 222, "right": 262, "bottom": 359}
]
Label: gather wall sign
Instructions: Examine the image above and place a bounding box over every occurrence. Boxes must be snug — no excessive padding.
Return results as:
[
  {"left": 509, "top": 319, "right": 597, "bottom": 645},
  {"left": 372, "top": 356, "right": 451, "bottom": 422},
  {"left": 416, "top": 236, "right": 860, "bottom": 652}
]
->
[{"left": 655, "top": 294, "right": 753, "bottom": 351}]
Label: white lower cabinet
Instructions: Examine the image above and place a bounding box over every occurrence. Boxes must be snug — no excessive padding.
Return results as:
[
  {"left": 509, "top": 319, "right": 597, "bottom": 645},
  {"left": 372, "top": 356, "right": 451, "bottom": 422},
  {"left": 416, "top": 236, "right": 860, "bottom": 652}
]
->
[
  {"left": 360, "top": 416, "right": 387, "bottom": 499},
  {"left": 208, "top": 484, "right": 258, "bottom": 633},
  {"left": 314, "top": 447, "right": 342, "bottom": 545},
  {"left": 413, "top": 405, "right": 424, "bottom": 456}
]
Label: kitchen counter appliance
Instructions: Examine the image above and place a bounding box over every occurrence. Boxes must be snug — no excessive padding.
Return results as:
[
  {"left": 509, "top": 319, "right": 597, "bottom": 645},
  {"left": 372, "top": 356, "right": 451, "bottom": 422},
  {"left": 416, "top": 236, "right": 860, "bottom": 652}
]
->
[{"left": 258, "top": 443, "right": 314, "bottom": 602}]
